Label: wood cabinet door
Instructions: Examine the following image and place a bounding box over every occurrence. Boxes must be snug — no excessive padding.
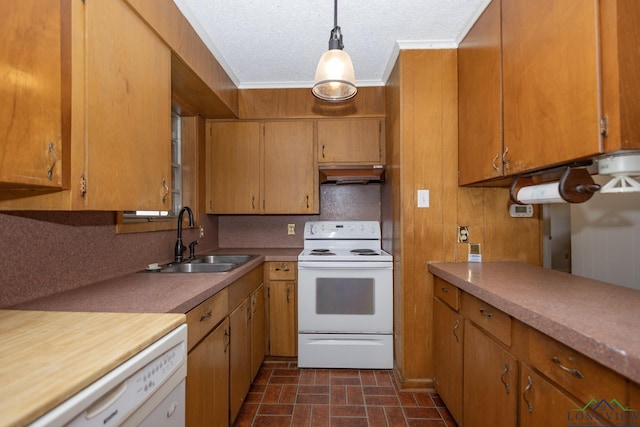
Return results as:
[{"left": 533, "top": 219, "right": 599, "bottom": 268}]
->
[
  {"left": 229, "top": 297, "right": 251, "bottom": 422},
  {"left": 458, "top": 0, "right": 504, "bottom": 185},
  {"left": 0, "top": 0, "right": 68, "bottom": 188},
  {"left": 250, "top": 284, "right": 265, "bottom": 381},
  {"left": 267, "top": 281, "right": 297, "bottom": 357},
  {"left": 502, "top": 0, "right": 601, "bottom": 174},
  {"left": 317, "top": 119, "right": 382, "bottom": 164},
  {"left": 186, "top": 318, "right": 229, "bottom": 427},
  {"left": 433, "top": 298, "right": 463, "bottom": 425},
  {"left": 262, "top": 121, "right": 317, "bottom": 214},
  {"left": 85, "top": 0, "right": 171, "bottom": 210},
  {"left": 463, "top": 322, "right": 517, "bottom": 427},
  {"left": 519, "top": 364, "right": 597, "bottom": 427},
  {"left": 206, "top": 121, "right": 261, "bottom": 214}
]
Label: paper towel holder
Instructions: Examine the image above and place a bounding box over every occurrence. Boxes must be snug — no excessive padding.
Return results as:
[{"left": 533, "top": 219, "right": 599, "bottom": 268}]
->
[{"left": 510, "top": 166, "right": 601, "bottom": 204}]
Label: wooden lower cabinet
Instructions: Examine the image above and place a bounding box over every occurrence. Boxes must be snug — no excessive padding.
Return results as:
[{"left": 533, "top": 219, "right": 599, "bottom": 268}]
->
[
  {"left": 265, "top": 261, "right": 297, "bottom": 357},
  {"left": 230, "top": 283, "right": 265, "bottom": 422},
  {"left": 519, "top": 364, "right": 596, "bottom": 427},
  {"left": 267, "top": 281, "right": 297, "bottom": 356},
  {"left": 250, "top": 284, "right": 266, "bottom": 380},
  {"left": 463, "top": 322, "right": 517, "bottom": 427},
  {"left": 629, "top": 382, "right": 640, "bottom": 427},
  {"left": 230, "top": 296, "right": 252, "bottom": 422},
  {"left": 433, "top": 298, "right": 463, "bottom": 425},
  {"left": 186, "top": 318, "right": 229, "bottom": 427}
]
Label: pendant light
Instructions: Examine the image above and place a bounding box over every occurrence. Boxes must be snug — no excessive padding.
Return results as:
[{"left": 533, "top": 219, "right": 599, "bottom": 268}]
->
[{"left": 312, "top": 0, "right": 357, "bottom": 102}]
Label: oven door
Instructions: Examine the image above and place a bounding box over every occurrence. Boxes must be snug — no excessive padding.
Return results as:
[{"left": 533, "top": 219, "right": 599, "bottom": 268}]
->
[{"left": 297, "top": 261, "right": 393, "bottom": 334}]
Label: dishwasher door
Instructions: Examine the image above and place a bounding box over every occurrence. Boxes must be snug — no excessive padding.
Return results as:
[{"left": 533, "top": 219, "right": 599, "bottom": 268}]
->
[{"left": 29, "top": 324, "right": 187, "bottom": 427}]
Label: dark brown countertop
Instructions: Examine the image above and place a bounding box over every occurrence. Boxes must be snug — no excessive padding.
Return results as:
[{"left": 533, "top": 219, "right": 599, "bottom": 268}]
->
[
  {"left": 12, "top": 248, "right": 301, "bottom": 314},
  {"left": 428, "top": 261, "right": 640, "bottom": 384}
]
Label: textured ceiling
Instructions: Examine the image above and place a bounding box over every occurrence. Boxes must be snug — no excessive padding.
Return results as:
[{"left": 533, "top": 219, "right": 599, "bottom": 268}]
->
[{"left": 172, "top": 0, "right": 490, "bottom": 89}]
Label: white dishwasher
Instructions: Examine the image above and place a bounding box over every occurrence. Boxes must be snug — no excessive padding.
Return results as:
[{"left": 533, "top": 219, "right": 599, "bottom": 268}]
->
[{"left": 29, "top": 324, "right": 187, "bottom": 427}]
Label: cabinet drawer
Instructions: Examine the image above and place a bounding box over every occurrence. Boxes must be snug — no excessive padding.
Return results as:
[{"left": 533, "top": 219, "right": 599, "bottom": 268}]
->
[
  {"left": 461, "top": 292, "right": 511, "bottom": 346},
  {"left": 516, "top": 322, "right": 627, "bottom": 406},
  {"left": 434, "top": 278, "right": 459, "bottom": 311},
  {"left": 266, "top": 262, "right": 296, "bottom": 281},
  {"left": 186, "top": 288, "right": 228, "bottom": 351}
]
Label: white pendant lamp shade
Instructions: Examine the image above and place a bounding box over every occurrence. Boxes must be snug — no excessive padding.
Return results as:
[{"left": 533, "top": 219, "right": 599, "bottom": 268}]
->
[
  {"left": 312, "top": 0, "right": 357, "bottom": 102},
  {"left": 313, "top": 49, "right": 357, "bottom": 101}
]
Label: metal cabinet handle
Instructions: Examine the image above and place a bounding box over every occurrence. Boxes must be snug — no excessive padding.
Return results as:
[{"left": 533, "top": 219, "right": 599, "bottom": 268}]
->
[
  {"left": 161, "top": 178, "right": 169, "bottom": 203},
  {"left": 199, "top": 310, "right": 211, "bottom": 321},
  {"left": 492, "top": 153, "right": 500, "bottom": 173},
  {"left": 479, "top": 308, "right": 493, "bottom": 319},
  {"left": 224, "top": 329, "right": 230, "bottom": 353},
  {"left": 286, "top": 287, "right": 291, "bottom": 304},
  {"left": 452, "top": 319, "right": 460, "bottom": 343},
  {"left": 523, "top": 375, "right": 533, "bottom": 413},
  {"left": 500, "top": 362, "right": 510, "bottom": 394},
  {"left": 551, "top": 356, "right": 584, "bottom": 379},
  {"left": 502, "top": 146, "right": 510, "bottom": 171},
  {"left": 322, "top": 145, "right": 326, "bottom": 158},
  {"left": 251, "top": 196, "right": 255, "bottom": 210},
  {"left": 47, "top": 142, "right": 56, "bottom": 180},
  {"left": 440, "top": 287, "right": 449, "bottom": 294},
  {"left": 306, "top": 195, "right": 309, "bottom": 208}
]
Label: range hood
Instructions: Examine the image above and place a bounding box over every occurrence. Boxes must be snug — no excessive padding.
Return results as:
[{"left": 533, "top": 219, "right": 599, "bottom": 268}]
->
[{"left": 319, "top": 165, "right": 385, "bottom": 184}]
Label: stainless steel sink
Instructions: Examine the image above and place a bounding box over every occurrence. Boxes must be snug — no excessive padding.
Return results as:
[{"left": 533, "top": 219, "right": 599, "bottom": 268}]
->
[
  {"left": 160, "top": 262, "right": 236, "bottom": 273},
  {"left": 157, "top": 254, "right": 258, "bottom": 273},
  {"left": 190, "top": 254, "right": 258, "bottom": 264}
]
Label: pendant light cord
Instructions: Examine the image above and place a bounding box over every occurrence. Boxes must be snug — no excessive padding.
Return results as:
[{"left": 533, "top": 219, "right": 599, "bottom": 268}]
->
[{"left": 334, "top": 0, "right": 338, "bottom": 28}]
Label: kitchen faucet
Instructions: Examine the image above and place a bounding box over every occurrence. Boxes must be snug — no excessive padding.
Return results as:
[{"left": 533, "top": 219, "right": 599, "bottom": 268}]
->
[{"left": 174, "top": 206, "right": 194, "bottom": 262}]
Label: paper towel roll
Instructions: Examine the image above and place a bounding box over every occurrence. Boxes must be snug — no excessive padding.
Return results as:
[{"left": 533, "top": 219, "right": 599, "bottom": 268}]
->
[{"left": 517, "top": 182, "right": 566, "bottom": 204}]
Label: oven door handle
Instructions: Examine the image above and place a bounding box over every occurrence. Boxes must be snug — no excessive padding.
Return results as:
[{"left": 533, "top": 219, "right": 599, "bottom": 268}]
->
[{"left": 298, "top": 261, "right": 392, "bottom": 269}]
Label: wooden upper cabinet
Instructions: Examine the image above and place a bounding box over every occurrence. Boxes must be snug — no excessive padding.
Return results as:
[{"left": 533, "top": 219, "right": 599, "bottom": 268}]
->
[
  {"left": 502, "top": 0, "right": 602, "bottom": 174},
  {"left": 458, "top": 0, "right": 503, "bottom": 185},
  {"left": 206, "top": 121, "right": 261, "bottom": 214},
  {"left": 0, "top": 0, "right": 70, "bottom": 189},
  {"left": 317, "top": 118, "right": 384, "bottom": 164},
  {"left": 206, "top": 120, "right": 317, "bottom": 214},
  {"left": 600, "top": 1, "right": 640, "bottom": 153},
  {"left": 263, "top": 121, "right": 317, "bottom": 214},
  {"left": 84, "top": 0, "right": 171, "bottom": 210},
  {"left": 459, "top": 0, "right": 640, "bottom": 185}
]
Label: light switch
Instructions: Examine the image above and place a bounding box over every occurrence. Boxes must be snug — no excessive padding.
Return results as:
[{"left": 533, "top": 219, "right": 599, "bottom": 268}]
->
[{"left": 417, "top": 190, "right": 430, "bottom": 208}]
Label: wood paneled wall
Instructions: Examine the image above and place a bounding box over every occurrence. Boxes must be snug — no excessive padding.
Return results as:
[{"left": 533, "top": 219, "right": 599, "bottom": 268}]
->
[
  {"left": 383, "top": 49, "right": 541, "bottom": 389},
  {"left": 238, "top": 87, "right": 385, "bottom": 119}
]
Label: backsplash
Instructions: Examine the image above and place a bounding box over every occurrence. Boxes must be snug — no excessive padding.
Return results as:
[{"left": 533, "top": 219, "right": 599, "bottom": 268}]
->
[
  {"left": 217, "top": 184, "right": 381, "bottom": 247},
  {"left": 0, "top": 185, "right": 381, "bottom": 307},
  {"left": 0, "top": 212, "right": 217, "bottom": 307}
]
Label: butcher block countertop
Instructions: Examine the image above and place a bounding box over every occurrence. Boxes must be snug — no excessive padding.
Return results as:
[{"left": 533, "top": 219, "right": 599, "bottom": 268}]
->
[
  {"left": 0, "top": 310, "right": 185, "bottom": 427},
  {"left": 428, "top": 261, "right": 640, "bottom": 384}
]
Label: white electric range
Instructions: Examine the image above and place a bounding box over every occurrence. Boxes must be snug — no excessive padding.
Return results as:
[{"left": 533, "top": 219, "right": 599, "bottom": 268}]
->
[{"left": 297, "top": 221, "right": 393, "bottom": 369}]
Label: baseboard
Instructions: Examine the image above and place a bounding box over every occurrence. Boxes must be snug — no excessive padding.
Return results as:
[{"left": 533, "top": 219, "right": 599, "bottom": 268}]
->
[{"left": 392, "top": 366, "right": 436, "bottom": 391}]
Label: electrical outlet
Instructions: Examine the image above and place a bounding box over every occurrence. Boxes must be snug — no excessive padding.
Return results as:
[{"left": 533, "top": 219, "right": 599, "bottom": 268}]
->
[
  {"left": 457, "top": 226, "right": 469, "bottom": 243},
  {"left": 199, "top": 225, "right": 205, "bottom": 239},
  {"left": 287, "top": 223, "right": 295, "bottom": 235}
]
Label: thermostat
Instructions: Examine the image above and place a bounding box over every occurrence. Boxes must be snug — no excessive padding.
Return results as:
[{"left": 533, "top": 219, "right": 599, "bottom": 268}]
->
[{"left": 509, "top": 204, "right": 534, "bottom": 217}]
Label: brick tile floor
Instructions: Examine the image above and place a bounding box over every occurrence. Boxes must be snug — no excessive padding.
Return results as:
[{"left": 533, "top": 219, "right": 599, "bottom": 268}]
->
[{"left": 233, "top": 361, "right": 458, "bottom": 427}]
